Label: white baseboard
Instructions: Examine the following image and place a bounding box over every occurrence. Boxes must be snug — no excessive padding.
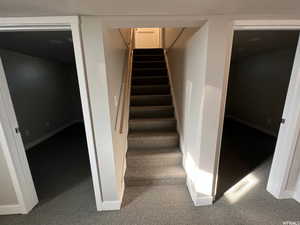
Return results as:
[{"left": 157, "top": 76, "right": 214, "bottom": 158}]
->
[
  {"left": 186, "top": 177, "right": 213, "bottom": 206},
  {"left": 101, "top": 200, "right": 122, "bottom": 211},
  {"left": 25, "top": 120, "right": 83, "bottom": 150},
  {"left": 182, "top": 152, "right": 213, "bottom": 206},
  {"left": 226, "top": 115, "right": 277, "bottom": 137},
  {"left": 0, "top": 204, "right": 23, "bottom": 215},
  {"left": 294, "top": 190, "right": 300, "bottom": 203}
]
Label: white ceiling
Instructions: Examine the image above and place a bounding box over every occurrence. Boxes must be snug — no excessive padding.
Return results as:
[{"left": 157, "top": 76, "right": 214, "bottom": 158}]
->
[{"left": 0, "top": 0, "right": 299, "bottom": 17}]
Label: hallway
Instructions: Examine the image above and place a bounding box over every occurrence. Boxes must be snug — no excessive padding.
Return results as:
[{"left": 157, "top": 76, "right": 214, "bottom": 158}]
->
[{"left": 2, "top": 120, "right": 300, "bottom": 225}]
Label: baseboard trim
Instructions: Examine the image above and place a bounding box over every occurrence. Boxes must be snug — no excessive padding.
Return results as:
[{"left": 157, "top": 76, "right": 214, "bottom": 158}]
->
[
  {"left": 0, "top": 204, "right": 23, "bottom": 215},
  {"left": 186, "top": 177, "right": 213, "bottom": 206},
  {"left": 25, "top": 120, "right": 83, "bottom": 150},
  {"left": 226, "top": 115, "right": 277, "bottom": 137},
  {"left": 294, "top": 190, "right": 300, "bottom": 203},
  {"left": 101, "top": 200, "right": 122, "bottom": 211},
  {"left": 182, "top": 152, "right": 213, "bottom": 206}
]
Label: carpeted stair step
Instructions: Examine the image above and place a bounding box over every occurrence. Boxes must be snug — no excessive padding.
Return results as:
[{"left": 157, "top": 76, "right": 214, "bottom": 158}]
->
[
  {"left": 130, "top": 105, "right": 174, "bottom": 119},
  {"left": 131, "top": 85, "right": 170, "bottom": 95},
  {"left": 132, "top": 68, "right": 168, "bottom": 76},
  {"left": 133, "top": 48, "right": 164, "bottom": 55},
  {"left": 133, "top": 61, "right": 166, "bottom": 68},
  {"left": 126, "top": 148, "right": 182, "bottom": 167},
  {"left": 125, "top": 165, "right": 186, "bottom": 186},
  {"left": 132, "top": 76, "right": 169, "bottom": 85},
  {"left": 128, "top": 131, "right": 179, "bottom": 149},
  {"left": 131, "top": 95, "right": 172, "bottom": 106},
  {"left": 134, "top": 55, "right": 165, "bottom": 61},
  {"left": 129, "top": 118, "right": 176, "bottom": 132}
]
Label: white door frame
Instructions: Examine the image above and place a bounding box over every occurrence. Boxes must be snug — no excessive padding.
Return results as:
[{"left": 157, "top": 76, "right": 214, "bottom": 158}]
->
[
  {"left": 0, "top": 16, "right": 103, "bottom": 214},
  {"left": 214, "top": 19, "right": 300, "bottom": 200}
]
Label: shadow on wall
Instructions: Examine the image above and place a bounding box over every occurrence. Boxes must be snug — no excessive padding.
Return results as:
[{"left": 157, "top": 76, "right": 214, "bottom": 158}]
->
[{"left": 26, "top": 123, "right": 92, "bottom": 205}]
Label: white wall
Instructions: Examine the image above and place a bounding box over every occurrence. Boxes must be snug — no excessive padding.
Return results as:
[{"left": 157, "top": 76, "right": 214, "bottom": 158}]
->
[
  {"left": 167, "top": 25, "right": 211, "bottom": 204},
  {"left": 167, "top": 19, "right": 233, "bottom": 205},
  {"left": 0, "top": 49, "right": 82, "bottom": 150},
  {"left": 80, "top": 16, "right": 128, "bottom": 209},
  {"left": 226, "top": 48, "right": 296, "bottom": 136}
]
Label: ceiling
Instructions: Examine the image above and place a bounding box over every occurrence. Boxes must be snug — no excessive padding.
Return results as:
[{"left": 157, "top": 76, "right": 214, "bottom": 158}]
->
[
  {"left": 231, "top": 30, "right": 299, "bottom": 62},
  {"left": 0, "top": 31, "right": 75, "bottom": 64},
  {"left": 0, "top": 0, "right": 299, "bottom": 16}
]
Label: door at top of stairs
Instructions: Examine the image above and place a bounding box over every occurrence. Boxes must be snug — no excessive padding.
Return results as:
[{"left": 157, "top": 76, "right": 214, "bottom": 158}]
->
[{"left": 134, "top": 28, "right": 161, "bottom": 49}]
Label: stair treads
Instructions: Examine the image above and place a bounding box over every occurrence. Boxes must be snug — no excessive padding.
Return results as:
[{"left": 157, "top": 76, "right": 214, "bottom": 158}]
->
[
  {"left": 128, "top": 131, "right": 179, "bottom": 149},
  {"left": 127, "top": 149, "right": 182, "bottom": 167},
  {"left": 131, "top": 85, "right": 170, "bottom": 95},
  {"left": 130, "top": 105, "right": 174, "bottom": 119},
  {"left": 125, "top": 165, "right": 186, "bottom": 186},
  {"left": 133, "top": 48, "right": 164, "bottom": 55},
  {"left": 129, "top": 118, "right": 176, "bottom": 132},
  {"left": 133, "top": 68, "right": 168, "bottom": 76},
  {"left": 133, "top": 61, "right": 166, "bottom": 69},
  {"left": 131, "top": 95, "right": 172, "bottom": 106},
  {"left": 133, "top": 55, "right": 165, "bottom": 61},
  {"left": 132, "top": 76, "right": 169, "bottom": 85}
]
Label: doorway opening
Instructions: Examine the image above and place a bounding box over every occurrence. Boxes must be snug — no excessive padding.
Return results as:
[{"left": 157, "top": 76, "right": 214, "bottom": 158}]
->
[
  {"left": 0, "top": 30, "right": 95, "bottom": 208},
  {"left": 134, "top": 28, "right": 162, "bottom": 49},
  {"left": 217, "top": 30, "right": 300, "bottom": 200}
]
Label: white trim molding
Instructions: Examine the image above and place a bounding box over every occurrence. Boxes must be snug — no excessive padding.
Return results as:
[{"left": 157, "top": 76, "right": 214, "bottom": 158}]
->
[
  {"left": 0, "top": 204, "right": 24, "bottom": 215},
  {"left": 0, "top": 16, "right": 103, "bottom": 214},
  {"left": 186, "top": 178, "right": 213, "bottom": 206},
  {"left": 182, "top": 152, "right": 213, "bottom": 206},
  {"left": 213, "top": 19, "right": 300, "bottom": 205},
  {"left": 101, "top": 200, "right": 122, "bottom": 211}
]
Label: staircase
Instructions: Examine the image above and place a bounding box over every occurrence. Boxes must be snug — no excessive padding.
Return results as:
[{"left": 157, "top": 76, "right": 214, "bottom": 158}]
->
[{"left": 125, "top": 48, "right": 186, "bottom": 187}]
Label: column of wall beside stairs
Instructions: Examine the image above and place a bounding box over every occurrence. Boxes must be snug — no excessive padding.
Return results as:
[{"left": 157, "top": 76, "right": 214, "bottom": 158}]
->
[
  {"left": 80, "top": 17, "right": 121, "bottom": 209},
  {"left": 167, "top": 19, "right": 233, "bottom": 205}
]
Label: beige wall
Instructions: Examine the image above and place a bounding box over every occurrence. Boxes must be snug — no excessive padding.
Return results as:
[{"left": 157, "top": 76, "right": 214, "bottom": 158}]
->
[{"left": 164, "top": 28, "right": 183, "bottom": 49}]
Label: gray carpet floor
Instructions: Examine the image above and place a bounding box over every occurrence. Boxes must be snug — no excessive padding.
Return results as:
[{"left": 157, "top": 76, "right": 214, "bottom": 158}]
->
[{"left": 1, "top": 124, "right": 300, "bottom": 225}]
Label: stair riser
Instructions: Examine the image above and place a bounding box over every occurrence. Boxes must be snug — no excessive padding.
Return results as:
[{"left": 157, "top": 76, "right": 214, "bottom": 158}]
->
[
  {"left": 128, "top": 136, "right": 179, "bottom": 149},
  {"left": 129, "top": 120, "right": 176, "bottom": 132},
  {"left": 133, "top": 69, "right": 168, "bottom": 76},
  {"left": 131, "top": 86, "right": 170, "bottom": 95},
  {"left": 133, "top": 62, "right": 166, "bottom": 68},
  {"left": 126, "top": 155, "right": 182, "bottom": 168},
  {"left": 131, "top": 96, "right": 172, "bottom": 106},
  {"left": 130, "top": 108, "right": 174, "bottom": 118},
  {"left": 132, "top": 78, "right": 169, "bottom": 85},
  {"left": 125, "top": 177, "right": 186, "bottom": 186},
  {"left": 134, "top": 55, "right": 164, "bottom": 61},
  {"left": 133, "top": 49, "right": 164, "bottom": 55}
]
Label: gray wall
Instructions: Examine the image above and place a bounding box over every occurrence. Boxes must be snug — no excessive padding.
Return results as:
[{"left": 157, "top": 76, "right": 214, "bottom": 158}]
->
[
  {"left": 0, "top": 49, "right": 83, "bottom": 149},
  {"left": 226, "top": 48, "right": 296, "bottom": 136}
]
